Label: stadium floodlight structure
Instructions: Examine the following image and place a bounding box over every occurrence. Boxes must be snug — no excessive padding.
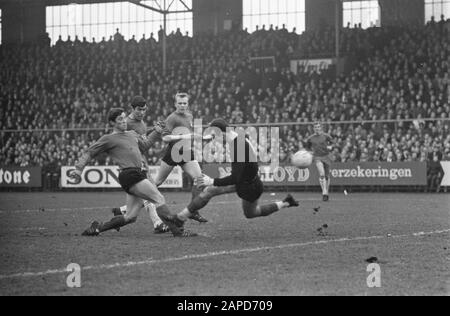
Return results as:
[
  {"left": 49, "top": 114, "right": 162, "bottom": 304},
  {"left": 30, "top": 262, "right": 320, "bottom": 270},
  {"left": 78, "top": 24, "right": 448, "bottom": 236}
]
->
[
  {"left": 128, "top": 0, "right": 192, "bottom": 75},
  {"left": 335, "top": 0, "right": 341, "bottom": 60}
]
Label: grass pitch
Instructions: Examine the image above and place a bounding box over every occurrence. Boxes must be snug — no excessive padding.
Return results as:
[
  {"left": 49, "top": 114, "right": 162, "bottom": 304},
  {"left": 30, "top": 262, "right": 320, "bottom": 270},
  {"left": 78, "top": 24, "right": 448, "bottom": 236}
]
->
[{"left": 0, "top": 191, "right": 449, "bottom": 296}]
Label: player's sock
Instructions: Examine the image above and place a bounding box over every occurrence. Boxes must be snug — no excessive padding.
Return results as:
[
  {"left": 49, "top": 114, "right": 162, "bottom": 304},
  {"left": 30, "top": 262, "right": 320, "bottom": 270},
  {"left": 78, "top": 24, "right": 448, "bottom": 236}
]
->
[
  {"left": 155, "top": 204, "right": 171, "bottom": 218},
  {"left": 187, "top": 195, "right": 211, "bottom": 213},
  {"left": 276, "top": 201, "right": 290, "bottom": 210},
  {"left": 177, "top": 208, "right": 192, "bottom": 222},
  {"left": 257, "top": 203, "right": 285, "bottom": 217},
  {"left": 119, "top": 205, "right": 127, "bottom": 215},
  {"left": 325, "top": 177, "right": 330, "bottom": 195},
  {"left": 99, "top": 215, "right": 128, "bottom": 233},
  {"left": 144, "top": 201, "right": 163, "bottom": 228},
  {"left": 319, "top": 177, "right": 326, "bottom": 195},
  {"left": 155, "top": 204, "right": 185, "bottom": 235}
]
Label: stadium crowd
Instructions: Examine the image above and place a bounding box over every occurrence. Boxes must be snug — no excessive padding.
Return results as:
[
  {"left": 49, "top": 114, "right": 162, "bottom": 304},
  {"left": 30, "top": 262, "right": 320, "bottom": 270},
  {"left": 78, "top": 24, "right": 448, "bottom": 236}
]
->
[{"left": 0, "top": 18, "right": 449, "bottom": 191}]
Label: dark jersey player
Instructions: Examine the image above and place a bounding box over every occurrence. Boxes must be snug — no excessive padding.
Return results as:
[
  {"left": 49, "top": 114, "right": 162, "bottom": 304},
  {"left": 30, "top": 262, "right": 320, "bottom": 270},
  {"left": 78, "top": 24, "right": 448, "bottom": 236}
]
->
[
  {"left": 305, "top": 122, "right": 334, "bottom": 201},
  {"left": 110, "top": 96, "right": 169, "bottom": 234},
  {"left": 112, "top": 96, "right": 206, "bottom": 224},
  {"left": 69, "top": 108, "right": 197, "bottom": 237},
  {"left": 170, "top": 118, "right": 299, "bottom": 226}
]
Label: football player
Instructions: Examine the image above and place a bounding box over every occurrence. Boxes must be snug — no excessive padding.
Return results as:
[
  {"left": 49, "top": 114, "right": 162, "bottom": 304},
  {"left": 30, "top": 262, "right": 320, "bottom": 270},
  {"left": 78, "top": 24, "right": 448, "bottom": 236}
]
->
[
  {"left": 110, "top": 96, "right": 169, "bottom": 234},
  {"left": 70, "top": 108, "right": 197, "bottom": 237},
  {"left": 154, "top": 92, "right": 210, "bottom": 223},
  {"left": 171, "top": 118, "right": 300, "bottom": 225},
  {"left": 305, "top": 122, "right": 334, "bottom": 201}
]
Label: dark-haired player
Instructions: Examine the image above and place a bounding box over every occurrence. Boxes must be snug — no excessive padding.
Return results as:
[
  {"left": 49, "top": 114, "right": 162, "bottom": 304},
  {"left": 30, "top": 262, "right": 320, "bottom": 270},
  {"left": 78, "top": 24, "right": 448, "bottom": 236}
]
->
[
  {"left": 70, "top": 108, "right": 197, "bottom": 237},
  {"left": 306, "top": 122, "right": 334, "bottom": 201},
  {"left": 110, "top": 96, "right": 169, "bottom": 234},
  {"left": 172, "top": 118, "right": 299, "bottom": 225}
]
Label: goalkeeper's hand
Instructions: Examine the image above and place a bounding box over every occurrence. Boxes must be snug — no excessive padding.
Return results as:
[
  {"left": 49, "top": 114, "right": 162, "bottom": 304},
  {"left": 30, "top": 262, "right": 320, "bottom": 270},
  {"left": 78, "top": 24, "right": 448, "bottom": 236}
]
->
[{"left": 198, "top": 174, "right": 214, "bottom": 187}]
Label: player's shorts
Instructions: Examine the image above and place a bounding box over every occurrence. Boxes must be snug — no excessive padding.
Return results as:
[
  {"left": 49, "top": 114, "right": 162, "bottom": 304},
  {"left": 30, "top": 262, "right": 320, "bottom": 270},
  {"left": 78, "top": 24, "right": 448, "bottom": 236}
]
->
[
  {"left": 162, "top": 146, "right": 195, "bottom": 166},
  {"left": 313, "top": 155, "right": 332, "bottom": 167},
  {"left": 119, "top": 168, "right": 148, "bottom": 194},
  {"left": 236, "top": 176, "right": 264, "bottom": 203}
]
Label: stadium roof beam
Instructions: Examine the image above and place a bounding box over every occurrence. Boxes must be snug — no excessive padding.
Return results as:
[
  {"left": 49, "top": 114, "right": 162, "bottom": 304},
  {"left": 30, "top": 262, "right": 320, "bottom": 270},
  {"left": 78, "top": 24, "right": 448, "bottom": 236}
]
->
[
  {"left": 128, "top": 0, "right": 164, "bottom": 14},
  {"left": 127, "top": 0, "right": 192, "bottom": 14},
  {"left": 127, "top": 1, "right": 192, "bottom": 76}
]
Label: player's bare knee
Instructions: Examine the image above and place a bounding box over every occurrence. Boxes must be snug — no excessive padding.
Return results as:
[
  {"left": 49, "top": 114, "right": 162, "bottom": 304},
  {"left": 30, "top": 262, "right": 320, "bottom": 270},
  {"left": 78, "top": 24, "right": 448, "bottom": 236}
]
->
[{"left": 154, "top": 193, "right": 165, "bottom": 205}]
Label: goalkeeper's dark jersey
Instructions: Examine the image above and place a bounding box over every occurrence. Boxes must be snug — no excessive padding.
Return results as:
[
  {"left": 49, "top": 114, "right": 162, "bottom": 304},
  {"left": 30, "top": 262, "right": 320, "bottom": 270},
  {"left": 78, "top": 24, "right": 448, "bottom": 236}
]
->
[{"left": 214, "top": 134, "right": 259, "bottom": 187}]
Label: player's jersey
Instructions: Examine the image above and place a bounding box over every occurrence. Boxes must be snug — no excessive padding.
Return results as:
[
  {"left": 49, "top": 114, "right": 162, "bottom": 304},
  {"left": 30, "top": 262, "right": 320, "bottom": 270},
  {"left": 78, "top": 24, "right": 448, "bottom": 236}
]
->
[
  {"left": 126, "top": 115, "right": 150, "bottom": 167},
  {"left": 306, "top": 133, "right": 333, "bottom": 157},
  {"left": 214, "top": 134, "right": 259, "bottom": 187},
  {"left": 162, "top": 111, "right": 194, "bottom": 153},
  {"left": 162, "top": 111, "right": 194, "bottom": 136},
  {"left": 76, "top": 131, "right": 154, "bottom": 171},
  {"left": 126, "top": 115, "right": 147, "bottom": 136}
]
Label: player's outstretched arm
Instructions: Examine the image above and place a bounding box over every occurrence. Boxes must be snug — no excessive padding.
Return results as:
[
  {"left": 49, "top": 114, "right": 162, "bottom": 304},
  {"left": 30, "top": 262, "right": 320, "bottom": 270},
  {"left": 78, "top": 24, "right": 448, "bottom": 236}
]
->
[
  {"left": 162, "top": 133, "right": 193, "bottom": 143},
  {"left": 210, "top": 163, "right": 245, "bottom": 187},
  {"left": 74, "top": 152, "right": 92, "bottom": 173},
  {"left": 69, "top": 152, "right": 92, "bottom": 182},
  {"left": 138, "top": 135, "right": 156, "bottom": 152},
  {"left": 72, "top": 136, "right": 111, "bottom": 177},
  {"left": 198, "top": 174, "right": 215, "bottom": 188},
  {"left": 68, "top": 168, "right": 83, "bottom": 182},
  {"left": 161, "top": 133, "right": 206, "bottom": 143}
]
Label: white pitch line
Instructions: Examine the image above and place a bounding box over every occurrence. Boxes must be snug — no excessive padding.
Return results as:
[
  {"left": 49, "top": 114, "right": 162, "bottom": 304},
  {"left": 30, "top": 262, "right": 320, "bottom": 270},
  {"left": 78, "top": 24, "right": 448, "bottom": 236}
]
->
[
  {"left": 0, "top": 206, "right": 112, "bottom": 214},
  {"left": 1, "top": 196, "right": 448, "bottom": 214},
  {"left": 17, "top": 227, "right": 47, "bottom": 232},
  {"left": 0, "top": 228, "right": 449, "bottom": 281}
]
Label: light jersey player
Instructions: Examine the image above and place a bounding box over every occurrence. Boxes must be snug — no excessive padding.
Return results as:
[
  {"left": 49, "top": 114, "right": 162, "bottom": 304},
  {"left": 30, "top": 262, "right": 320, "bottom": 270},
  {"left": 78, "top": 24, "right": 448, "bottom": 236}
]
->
[
  {"left": 69, "top": 108, "right": 197, "bottom": 238},
  {"left": 168, "top": 118, "right": 300, "bottom": 226},
  {"left": 110, "top": 96, "right": 169, "bottom": 234},
  {"left": 305, "top": 122, "right": 334, "bottom": 202},
  {"left": 153, "top": 92, "right": 209, "bottom": 223}
]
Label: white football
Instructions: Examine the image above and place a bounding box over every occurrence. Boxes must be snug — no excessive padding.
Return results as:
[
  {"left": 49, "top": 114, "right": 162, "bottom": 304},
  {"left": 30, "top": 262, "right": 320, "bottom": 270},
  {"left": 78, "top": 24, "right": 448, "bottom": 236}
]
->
[{"left": 292, "top": 150, "right": 313, "bottom": 168}]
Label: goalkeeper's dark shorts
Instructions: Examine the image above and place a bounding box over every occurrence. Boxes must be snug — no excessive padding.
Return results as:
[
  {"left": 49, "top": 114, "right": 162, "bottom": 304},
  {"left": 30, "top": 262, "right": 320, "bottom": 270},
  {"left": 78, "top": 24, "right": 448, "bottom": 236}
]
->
[{"left": 236, "top": 176, "right": 264, "bottom": 203}]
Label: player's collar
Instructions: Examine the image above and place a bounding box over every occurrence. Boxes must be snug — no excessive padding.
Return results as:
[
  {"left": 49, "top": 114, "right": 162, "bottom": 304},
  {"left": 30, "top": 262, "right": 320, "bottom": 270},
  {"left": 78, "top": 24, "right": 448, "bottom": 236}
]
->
[{"left": 176, "top": 110, "right": 189, "bottom": 116}]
